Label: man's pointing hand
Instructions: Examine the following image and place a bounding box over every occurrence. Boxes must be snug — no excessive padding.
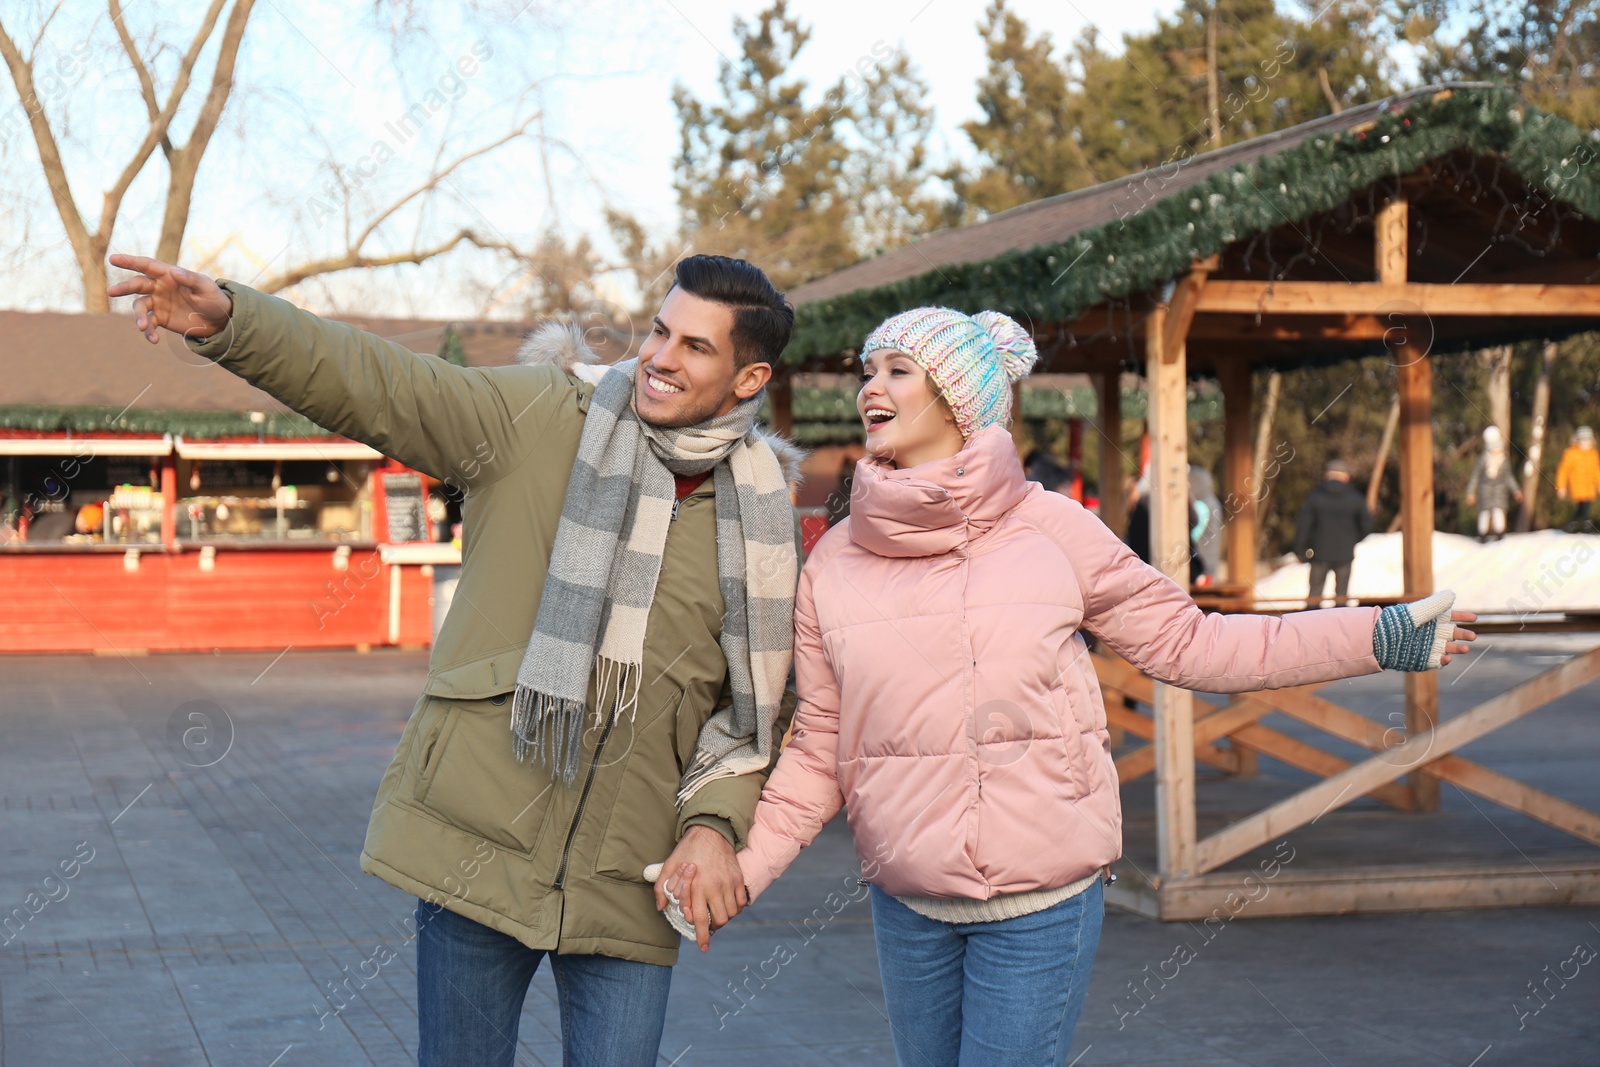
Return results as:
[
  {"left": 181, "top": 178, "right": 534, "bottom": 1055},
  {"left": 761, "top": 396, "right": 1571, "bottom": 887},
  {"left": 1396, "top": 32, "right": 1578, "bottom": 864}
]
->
[{"left": 107, "top": 254, "right": 233, "bottom": 343}]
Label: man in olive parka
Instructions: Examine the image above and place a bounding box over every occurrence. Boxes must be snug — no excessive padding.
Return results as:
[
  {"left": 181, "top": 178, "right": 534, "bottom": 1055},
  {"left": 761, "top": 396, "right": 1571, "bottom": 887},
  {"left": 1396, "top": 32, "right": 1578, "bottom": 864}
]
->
[{"left": 109, "top": 251, "right": 801, "bottom": 1067}]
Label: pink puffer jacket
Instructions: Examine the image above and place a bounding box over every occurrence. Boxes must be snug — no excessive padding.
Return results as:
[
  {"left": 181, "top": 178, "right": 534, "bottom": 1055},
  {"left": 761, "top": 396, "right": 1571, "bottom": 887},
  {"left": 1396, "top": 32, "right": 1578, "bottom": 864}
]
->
[{"left": 738, "top": 425, "right": 1384, "bottom": 902}]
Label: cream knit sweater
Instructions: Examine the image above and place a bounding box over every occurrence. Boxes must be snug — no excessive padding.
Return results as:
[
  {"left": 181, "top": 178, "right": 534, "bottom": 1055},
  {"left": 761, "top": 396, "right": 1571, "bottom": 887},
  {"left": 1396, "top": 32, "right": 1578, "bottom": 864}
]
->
[{"left": 893, "top": 871, "right": 1100, "bottom": 923}]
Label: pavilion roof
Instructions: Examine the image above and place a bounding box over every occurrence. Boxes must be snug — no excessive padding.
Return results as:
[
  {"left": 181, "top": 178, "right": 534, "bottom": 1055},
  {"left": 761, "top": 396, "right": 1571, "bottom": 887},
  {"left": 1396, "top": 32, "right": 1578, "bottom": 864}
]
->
[{"left": 785, "top": 84, "right": 1600, "bottom": 366}]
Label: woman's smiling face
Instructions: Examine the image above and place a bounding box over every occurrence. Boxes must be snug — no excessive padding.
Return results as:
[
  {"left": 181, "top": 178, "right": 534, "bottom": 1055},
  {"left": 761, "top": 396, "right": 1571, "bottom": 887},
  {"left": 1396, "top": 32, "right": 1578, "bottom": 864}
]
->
[{"left": 857, "top": 348, "right": 966, "bottom": 469}]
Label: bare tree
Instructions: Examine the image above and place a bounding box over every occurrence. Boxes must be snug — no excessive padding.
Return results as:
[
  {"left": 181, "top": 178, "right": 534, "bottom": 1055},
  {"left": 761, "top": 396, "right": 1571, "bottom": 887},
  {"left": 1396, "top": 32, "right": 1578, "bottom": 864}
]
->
[
  {"left": 255, "top": 119, "right": 539, "bottom": 295},
  {"left": 1481, "top": 344, "right": 1512, "bottom": 440},
  {"left": 1517, "top": 341, "right": 1557, "bottom": 531},
  {"left": 0, "top": 1, "right": 563, "bottom": 312},
  {"left": 1367, "top": 395, "right": 1399, "bottom": 514},
  {"left": 0, "top": 0, "right": 254, "bottom": 310},
  {"left": 1251, "top": 370, "right": 1282, "bottom": 504}
]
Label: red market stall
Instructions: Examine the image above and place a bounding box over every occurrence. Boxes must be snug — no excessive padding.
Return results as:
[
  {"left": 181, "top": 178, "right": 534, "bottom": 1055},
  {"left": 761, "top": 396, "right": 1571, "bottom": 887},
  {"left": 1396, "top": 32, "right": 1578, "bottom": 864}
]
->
[
  {"left": 0, "top": 307, "right": 551, "bottom": 654},
  {"left": 1, "top": 429, "right": 441, "bottom": 653}
]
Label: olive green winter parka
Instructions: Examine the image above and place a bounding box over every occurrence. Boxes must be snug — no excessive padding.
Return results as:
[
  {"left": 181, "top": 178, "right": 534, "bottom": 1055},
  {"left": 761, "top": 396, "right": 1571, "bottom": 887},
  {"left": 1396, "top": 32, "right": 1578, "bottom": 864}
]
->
[{"left": 187, "top": 282, "right": 792, "bottom": 965}]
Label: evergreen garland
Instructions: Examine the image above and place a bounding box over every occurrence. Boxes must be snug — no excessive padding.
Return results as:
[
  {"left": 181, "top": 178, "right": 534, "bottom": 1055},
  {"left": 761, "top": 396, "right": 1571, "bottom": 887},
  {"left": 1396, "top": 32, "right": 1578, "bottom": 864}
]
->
[
  {"left": 0, "top": 404, "right": 333, "bottom": 438},
  {"left": 786, "top": 87, "right": 1600, "bottom": 363}
]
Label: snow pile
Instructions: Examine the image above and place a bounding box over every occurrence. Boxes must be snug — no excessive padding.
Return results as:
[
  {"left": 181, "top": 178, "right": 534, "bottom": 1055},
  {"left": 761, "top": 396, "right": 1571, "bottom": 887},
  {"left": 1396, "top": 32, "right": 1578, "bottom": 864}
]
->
[{"left": 1253, "top": 530, "right": 1600, "bottom": 613}]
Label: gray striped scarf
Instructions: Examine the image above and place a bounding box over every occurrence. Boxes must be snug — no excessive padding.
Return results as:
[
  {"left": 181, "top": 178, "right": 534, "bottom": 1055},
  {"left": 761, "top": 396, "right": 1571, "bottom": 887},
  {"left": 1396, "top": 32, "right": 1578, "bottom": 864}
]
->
[{"left": 512, "top": 357, "right": 797, "bottom": 806}]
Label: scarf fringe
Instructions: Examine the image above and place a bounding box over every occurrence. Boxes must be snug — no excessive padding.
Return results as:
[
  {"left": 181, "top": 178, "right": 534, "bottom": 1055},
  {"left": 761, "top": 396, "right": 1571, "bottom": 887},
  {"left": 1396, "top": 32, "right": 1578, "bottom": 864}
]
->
[
  {"left": 511, "top": 687, "right": 587, "bottom": 785},
  {"left": 593, "top": 656, "right": 641, "bottom": 728},
  {"left": 676, "top": 747, "right": 769, "bottom": 808},
  {"left": 512, "top": 656, "right": 643, "bottom": 786}
]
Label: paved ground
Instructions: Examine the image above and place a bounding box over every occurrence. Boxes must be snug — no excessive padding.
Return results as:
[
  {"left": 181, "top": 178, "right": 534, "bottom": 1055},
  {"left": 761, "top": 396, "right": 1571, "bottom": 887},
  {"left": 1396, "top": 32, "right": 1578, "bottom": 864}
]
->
[{"left": 2, "top": 643, "right": 1597, "bottom": 1066}]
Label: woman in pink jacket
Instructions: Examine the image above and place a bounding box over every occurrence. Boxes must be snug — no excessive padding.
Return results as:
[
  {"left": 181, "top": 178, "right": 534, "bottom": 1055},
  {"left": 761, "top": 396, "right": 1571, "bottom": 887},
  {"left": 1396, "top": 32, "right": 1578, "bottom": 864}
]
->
[{"left": 670, "top": 307, "right": 1475, "bottom": 1066}]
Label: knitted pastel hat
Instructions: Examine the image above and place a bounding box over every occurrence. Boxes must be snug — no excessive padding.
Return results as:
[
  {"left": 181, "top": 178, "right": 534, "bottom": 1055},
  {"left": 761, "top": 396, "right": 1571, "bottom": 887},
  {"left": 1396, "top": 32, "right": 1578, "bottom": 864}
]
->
[
  {"left": 1579, "top": 425, "right": 1596, "bottom": 444},
  {"left": 861, "top": 307, "right": 1038, "bottom": 437}
]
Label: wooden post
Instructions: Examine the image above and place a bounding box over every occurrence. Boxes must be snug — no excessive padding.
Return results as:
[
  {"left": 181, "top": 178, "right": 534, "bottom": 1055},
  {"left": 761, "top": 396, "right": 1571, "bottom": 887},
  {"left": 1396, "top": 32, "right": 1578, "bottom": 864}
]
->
[
  {"left": 1219, "top": 357, "right": 1258, "bottom": 776},
  {"left": 1096, "top": 370, "right": 1126, "bottom": 535},
  {"left": 1147, "top": 297, "right": 1197, "bottom": 879},
  {"left": 1380, "top": 191, "right": 1441, "bottom": 813},
  {"left": 767, "top": 372, "right": 794, "bottom": 436},
  {"left": 1220, "top": 358, "right": 1256, "bottom": 593}
]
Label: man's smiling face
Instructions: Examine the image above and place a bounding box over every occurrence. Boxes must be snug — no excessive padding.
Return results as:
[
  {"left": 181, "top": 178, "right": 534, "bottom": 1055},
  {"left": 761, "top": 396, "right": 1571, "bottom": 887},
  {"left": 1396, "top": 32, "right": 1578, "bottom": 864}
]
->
[{"left": 635, "top": 287, "right": 753, "bottom": 428}]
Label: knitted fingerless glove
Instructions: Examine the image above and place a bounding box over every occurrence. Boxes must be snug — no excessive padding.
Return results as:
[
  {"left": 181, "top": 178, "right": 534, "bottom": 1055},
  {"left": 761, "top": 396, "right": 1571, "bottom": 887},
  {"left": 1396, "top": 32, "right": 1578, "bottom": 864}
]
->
[
  {"left": 1372, "top": 590, "right": 1456, "bottom": 672},
  {"left": 642, "top": 862, "right": 697, "bottom": 940}
]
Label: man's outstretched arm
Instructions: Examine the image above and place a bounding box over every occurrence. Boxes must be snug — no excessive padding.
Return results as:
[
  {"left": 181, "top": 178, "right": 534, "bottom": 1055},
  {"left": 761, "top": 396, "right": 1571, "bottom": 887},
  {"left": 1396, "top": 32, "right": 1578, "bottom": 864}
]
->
[{"left": 109, "top": 254, "right": 562, "bottom": 490}]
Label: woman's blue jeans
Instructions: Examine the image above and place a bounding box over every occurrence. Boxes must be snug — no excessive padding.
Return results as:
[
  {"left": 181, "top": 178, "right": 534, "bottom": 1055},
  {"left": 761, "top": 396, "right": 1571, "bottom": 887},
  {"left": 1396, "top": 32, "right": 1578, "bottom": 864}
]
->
[
  {"left": 869, "top": 879, "right": 1104, "bottom": 1067},
  {"left": 414, "top": 898, "right": 672, "bottom": 1067}
]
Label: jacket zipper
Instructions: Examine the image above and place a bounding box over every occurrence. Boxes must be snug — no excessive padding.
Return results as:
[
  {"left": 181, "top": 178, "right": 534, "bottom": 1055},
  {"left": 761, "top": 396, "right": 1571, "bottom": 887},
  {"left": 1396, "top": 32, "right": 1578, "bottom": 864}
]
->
[
  {"left": 551, "top": 713, "right": 617, "bottom": 891},
  {"left": 553, "top": 490, "right": 689, "bottom": 888}
]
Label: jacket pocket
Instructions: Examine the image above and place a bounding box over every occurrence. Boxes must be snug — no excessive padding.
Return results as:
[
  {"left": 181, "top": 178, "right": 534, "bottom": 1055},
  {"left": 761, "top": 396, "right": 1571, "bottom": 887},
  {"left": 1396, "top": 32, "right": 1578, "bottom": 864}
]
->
[
  {"left": 673, "top": 683, "right": 721, "bottom": 776},
  {"left": 593, "top": 686, "right": 689, "bottom": 885},
  {"left": 412, "top": 694, "right": 555, "bottom": 856},
  {"left": 412, "top": 698, "right": 461, "bottom": 802}
]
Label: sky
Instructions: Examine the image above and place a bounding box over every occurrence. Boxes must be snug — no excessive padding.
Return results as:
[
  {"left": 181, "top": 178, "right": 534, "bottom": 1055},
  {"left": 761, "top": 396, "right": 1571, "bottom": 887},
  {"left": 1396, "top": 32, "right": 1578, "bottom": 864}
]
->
[
  {"left": 550, "top": 0, "right": 1187, "bottom": 234},
  {"left": 2, "top": 0, "right": 1188, "bottom": 318}
]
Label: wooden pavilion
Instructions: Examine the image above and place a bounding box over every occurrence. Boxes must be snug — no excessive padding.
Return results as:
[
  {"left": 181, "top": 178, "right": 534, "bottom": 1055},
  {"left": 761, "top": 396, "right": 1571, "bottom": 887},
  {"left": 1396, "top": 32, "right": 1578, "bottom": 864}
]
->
[{"left": 772, "top": 84, "right": 1600, "bottom": 917}]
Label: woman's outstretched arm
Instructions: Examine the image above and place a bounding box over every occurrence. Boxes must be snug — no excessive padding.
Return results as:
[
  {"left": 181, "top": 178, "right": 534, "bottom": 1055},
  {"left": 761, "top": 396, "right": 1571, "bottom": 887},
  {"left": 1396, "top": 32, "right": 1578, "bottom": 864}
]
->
[{"left": 1047, "top": 498, "right": 1474, "bottom": 691}]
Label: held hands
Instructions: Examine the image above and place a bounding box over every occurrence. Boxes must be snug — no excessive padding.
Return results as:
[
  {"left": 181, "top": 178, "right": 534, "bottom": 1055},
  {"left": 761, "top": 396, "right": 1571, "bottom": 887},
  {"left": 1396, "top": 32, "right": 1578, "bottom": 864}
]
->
[
  {"left": 649, "top": 824, "right": 749, "bottom": 952},
  {"left": 106, "top": 254, "right": 232, "bottom": 343},
  {"left": 641, "top": 863, "right": 697, "bottom": 941}
]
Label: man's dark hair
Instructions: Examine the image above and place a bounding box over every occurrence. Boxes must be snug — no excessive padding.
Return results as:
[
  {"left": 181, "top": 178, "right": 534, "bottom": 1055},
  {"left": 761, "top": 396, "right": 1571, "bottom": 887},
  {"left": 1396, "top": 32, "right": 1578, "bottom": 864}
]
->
[{"left": 670, "top": 254, "right": 793, "bottom": 368}]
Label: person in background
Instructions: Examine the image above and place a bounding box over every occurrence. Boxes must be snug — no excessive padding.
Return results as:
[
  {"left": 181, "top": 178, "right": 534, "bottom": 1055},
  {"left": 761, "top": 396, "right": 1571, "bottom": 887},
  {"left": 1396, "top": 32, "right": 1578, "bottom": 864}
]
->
[
  {"left": 1023, "top": 448, "right": 1068, "bottom": 493},
  {"left": 1556, "top": 425, "right": 1600, "bottom": 533},
  {"left": 1122, "top": 471, "right": 1203, "bottom": 584},
  {"left": 1465, "top": 425, "right": 1522, "bottom": 542},
  {"left": 1294, "top": 458, "right": 1374, "bottom": 606},
  {"left": 1187, "top": 463, "right": 1223, "bottom": 585}
]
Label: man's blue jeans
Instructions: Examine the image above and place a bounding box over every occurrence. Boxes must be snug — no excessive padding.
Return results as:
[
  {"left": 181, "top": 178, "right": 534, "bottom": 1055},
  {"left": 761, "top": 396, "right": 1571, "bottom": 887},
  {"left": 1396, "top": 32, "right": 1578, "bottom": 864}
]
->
[
  {"left": 415, "top": 899, "right": 672, "bottom": 1067},
  {"left": 869, "top": 879, "right": 1103, "bottom": 1067}
]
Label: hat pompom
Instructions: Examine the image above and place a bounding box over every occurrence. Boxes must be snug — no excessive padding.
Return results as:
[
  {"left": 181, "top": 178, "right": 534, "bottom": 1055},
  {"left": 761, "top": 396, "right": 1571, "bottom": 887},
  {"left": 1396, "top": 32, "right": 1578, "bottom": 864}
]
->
[{"left": 972, "top": 311, "right": 1037, "bottom": 384}]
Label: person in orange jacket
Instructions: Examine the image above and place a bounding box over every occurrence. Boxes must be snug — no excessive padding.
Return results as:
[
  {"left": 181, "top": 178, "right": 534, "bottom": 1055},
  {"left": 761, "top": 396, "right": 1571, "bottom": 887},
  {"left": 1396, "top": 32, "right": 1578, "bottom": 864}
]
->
[{"left": 1556, "top": 425, "right": 1600, "bottom": 533}]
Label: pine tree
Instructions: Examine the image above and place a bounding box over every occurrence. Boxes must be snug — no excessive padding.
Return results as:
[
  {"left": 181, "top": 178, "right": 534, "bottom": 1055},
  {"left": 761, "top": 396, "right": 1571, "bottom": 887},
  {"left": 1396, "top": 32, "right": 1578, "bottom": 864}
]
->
[
  {"left": 1397, "top": 0, "right": 1600, "bottom": 129},
  {"left": 1080, "top": 0, "right": 1392, "bottom": 171},
  {"left": 672, "top": 1, "right": 937, "bottom": 288},
  {"left": 950, "top": 2, "right": 1099, "bottom": 216},
  {"left": 949, "top": 0, "right": 1393, "bottom": 220}
]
